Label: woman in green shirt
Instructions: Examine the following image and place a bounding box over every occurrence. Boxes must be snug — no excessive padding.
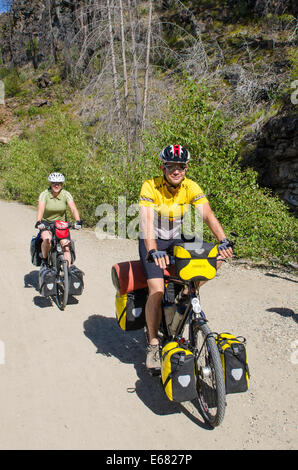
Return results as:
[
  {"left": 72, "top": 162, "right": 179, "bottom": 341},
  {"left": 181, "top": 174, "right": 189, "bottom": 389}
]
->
[{"left": 36, "top": 172, "right": 81, "bottom": 266}]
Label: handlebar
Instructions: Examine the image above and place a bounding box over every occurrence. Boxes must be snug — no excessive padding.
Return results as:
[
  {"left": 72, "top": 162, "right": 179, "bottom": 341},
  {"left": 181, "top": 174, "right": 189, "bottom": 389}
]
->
[
  {"left": 37, "top": 219, "right": 85, "bottom": 231},
  {"left": 146, "top": 232, "right": 238, "bottom": 264}
]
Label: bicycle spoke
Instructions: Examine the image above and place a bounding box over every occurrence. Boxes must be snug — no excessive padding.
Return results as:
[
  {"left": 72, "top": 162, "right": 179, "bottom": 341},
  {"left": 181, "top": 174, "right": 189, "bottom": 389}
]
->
[{"left": 193, "top": 323, "right": 226, "bottom": 427}]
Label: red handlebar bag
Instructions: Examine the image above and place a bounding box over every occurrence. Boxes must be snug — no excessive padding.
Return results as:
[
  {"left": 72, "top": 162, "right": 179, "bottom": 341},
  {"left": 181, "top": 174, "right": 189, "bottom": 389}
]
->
[
  {"left": 55, "top": 221, "right": 69, "bottom": 239},
  {"left": 111, "top": 260, "right": 176, "bottom": 295}
]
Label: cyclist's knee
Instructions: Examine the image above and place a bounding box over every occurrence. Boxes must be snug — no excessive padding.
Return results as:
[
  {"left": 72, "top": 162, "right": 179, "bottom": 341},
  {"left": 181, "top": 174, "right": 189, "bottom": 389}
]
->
[
  {"left": 42, "top": 236, "right": 51, "bottom": 246},
  {"left": 147, "top": 278, "right": 164, "bottom": 297},
  {"left": 60, "top": 239, "right": 70, "bottom": 249}
]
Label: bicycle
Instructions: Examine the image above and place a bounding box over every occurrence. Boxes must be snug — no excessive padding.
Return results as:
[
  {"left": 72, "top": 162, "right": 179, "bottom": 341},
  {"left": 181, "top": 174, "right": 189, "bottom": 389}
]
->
[
  {"left": 38, "top": 220, "right": 80, "bottom": 310},
  {"left": 146, "top": 236, "right": 236, "bottom": 428}
]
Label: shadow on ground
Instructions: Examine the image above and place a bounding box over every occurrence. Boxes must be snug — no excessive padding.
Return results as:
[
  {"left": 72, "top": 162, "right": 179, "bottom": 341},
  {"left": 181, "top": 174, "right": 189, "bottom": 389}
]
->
[{"left": 83, "top": 314, "right": 210, "bottom": 428}]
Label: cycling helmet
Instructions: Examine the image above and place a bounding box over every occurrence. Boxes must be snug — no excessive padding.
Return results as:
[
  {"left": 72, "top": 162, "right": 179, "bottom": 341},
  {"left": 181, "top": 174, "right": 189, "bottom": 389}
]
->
[
  {"left": 48, "top": 172, "right": 65, "bottom": 183},
  {"left": 160, "top": 145, "right": 190, "bottom": 164}
]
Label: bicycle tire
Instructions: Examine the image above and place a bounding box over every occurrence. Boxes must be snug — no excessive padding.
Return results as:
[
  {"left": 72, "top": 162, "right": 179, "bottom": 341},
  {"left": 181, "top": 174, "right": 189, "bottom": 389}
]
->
[
  {"left": 56, "top": 258, "right": 69, "bottom": 310},
  {"left": 193, "top": 322, "right": 226, "bottom": 427}
]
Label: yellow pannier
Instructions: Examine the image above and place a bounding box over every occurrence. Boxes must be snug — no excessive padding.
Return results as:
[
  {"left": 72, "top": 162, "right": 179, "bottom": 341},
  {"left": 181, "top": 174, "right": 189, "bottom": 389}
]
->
[
  {"left": 216, "top": 333, "right": 250, "bottom": 394},
  {"left": 115, "top": 288, "right": 147, "bottom": 331},
  {"left": 173, "top": 242, "right": 219, "bottom": 282},
  {"left": 161, "top": 341, "right": 197, "bottom": 402}
]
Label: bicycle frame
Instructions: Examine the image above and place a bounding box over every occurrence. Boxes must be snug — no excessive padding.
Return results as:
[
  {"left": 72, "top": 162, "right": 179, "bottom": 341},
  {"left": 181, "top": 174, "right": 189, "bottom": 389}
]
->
[
  {"left": 41, "top": 221, "right": 72, "bottom": 310},
  {"left": 161, "top": 277, "right": 206, "bottom": 344},
  {"left": 43, "top": 222, "right": 72, "bottom": 267}
]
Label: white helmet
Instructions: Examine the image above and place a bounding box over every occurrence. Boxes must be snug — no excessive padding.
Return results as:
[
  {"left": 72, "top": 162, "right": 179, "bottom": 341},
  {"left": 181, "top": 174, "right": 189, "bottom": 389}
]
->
[{"left": 48, "top": 172, "right": 65, "bottom": 183}]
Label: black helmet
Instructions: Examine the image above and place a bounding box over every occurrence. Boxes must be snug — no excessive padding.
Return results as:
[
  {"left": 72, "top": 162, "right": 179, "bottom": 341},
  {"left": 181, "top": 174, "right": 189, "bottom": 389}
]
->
[{"left": 160, "top": 145, "right": 190, "bottom": 164}]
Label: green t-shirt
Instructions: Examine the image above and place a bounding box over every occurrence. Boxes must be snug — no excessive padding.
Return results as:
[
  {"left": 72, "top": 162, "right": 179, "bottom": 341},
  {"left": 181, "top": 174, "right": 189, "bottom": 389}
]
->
[{"left": 39, "top": 188, "right": 73, "bottom": 222}]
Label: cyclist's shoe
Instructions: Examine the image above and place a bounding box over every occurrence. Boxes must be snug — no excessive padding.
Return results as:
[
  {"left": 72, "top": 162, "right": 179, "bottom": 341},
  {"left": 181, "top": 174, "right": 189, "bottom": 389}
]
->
[
  {"left": 41, "top": 258, "right": 48, "bottom": 267},
  {"left": 146, "top": 344, "right": 161, "bottom": 375}
]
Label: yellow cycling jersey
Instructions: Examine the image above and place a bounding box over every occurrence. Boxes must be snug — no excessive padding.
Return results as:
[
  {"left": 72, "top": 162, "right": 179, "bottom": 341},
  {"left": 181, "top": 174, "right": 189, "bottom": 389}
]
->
[{"left": 139, "top": 176, "right": 208, "bottom": 239}]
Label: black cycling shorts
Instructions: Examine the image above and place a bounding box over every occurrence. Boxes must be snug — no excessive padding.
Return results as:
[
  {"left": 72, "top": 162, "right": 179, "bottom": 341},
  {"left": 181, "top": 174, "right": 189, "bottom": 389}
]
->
[{"left": 138, "top": 237, "right": 184, "bottom": 280}]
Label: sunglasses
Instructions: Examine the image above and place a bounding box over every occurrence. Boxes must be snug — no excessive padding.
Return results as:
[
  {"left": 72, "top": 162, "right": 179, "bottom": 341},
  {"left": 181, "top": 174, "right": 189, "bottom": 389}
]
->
[{"left": 164, "top": 163, "right": 187, "bottom": 172}]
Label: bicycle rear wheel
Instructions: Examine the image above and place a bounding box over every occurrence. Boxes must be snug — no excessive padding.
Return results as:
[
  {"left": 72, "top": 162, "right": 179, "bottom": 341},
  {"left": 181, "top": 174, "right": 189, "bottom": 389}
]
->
[
  {"left": 193, "top": 322, "right": 226, "bottom": 427},
  {"left": 56, "top": 257, "right": 69, "bottom": 310}
]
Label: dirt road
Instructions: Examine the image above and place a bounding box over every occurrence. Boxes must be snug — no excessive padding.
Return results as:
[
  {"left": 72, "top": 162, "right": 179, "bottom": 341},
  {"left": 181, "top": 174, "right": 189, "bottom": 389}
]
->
[{"left": 0, "top": 199, "right": 297, "bottom": 450}]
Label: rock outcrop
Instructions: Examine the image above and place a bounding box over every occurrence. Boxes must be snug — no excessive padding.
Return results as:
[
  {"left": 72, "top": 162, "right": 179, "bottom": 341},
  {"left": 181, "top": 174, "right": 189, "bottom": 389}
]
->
[
  {"left": 243, "top": 108, "right": 298, "bottom": 211},
  {"left": 1, "top": 0, "right": 83, "bottom": 68}
]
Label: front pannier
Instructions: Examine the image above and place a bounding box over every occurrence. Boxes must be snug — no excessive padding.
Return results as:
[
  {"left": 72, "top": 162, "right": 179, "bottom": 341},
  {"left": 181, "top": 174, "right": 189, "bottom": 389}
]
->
[
  {"left": 216, "top": 333, "right": 250, "bottom": 394},
  {"left": 161, "top": 341, "right": 197, "bottom": 402},
  {"left": 115, "top": 288, "right": 148, "bottom": 331},
  {"left": 39, "top": 266, "right": 57, "bottom": 297},
  {"left": 174, "top": 242, "right": 218, "bottom": 282},
  {"left": 68, "top": 265, "right": 84, "bottom": 296}
]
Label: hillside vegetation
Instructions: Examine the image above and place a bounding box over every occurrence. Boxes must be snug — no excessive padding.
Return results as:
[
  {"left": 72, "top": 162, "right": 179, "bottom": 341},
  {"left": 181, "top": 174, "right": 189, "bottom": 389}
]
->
[{"left": 0, "top": 0, "right": 297, "bottom": 264}]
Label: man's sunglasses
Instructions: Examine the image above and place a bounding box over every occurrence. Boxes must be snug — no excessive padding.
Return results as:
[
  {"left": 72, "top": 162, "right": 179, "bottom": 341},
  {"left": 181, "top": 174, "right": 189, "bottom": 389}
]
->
[{"left": 164, "top": 163, "right": 187, "bottom": 172}]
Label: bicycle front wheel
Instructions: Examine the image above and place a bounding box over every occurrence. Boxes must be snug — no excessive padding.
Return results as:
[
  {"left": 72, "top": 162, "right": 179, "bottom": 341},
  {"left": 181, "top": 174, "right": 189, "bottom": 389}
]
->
[
  {"left": 193, "top": 322, "right": 226, "bottom": 428},
  {"left": 56, "top": 258, "right": 69, "bottom": 310}
]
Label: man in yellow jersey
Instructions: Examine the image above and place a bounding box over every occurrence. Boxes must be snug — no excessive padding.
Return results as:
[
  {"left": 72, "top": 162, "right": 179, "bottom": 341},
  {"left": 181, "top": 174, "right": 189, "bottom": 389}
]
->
[{"left": 139, "top": 145, "right": 233, "bottom": 373}]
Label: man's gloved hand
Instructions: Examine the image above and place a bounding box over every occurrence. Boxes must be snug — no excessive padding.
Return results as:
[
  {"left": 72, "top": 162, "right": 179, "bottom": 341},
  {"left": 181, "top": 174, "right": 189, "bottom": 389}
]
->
[
  {"left": 218, "top": 238, "right": 233, "bottom": 251},
  {"left": 146, "top": 249, "right": 169, "bottom": 269},
  {"left": 146, "top": 249, "right": 167, "bottom": 262},
  {"left": 218, "top": 238, "right": 234, "bottom": 258},
  {"left": 74, "top": 220, "right": 82, "bottom": 230},
  {"left": 151, "top": 250, "right": 167, "bottom": 260}
]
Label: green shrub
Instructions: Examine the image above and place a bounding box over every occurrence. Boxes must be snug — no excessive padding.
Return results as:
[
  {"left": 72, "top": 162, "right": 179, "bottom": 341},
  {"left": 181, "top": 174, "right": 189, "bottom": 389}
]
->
[{"left": 1, "top": 67, "right": 23, "bottom": 97}]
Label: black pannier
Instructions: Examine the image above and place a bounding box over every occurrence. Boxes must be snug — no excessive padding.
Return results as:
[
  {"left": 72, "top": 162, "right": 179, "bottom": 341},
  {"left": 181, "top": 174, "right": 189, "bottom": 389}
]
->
[
  {"left": 39, "top": 266, "right": 57, "bottom": 297},
  {"left": 68, "top": 265, "right": 84, "bottom": 296},
  {"left": 70, "top": 240, "right": 76, "bottom": 263},
  {"left": 30, "top": 234, "right": 42, "bottom": 266}
]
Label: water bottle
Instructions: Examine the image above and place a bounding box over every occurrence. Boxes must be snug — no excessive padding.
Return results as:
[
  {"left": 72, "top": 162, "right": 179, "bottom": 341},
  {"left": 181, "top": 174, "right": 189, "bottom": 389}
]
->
[
  {"left": 163, "top": 303, "right": 176, "bottom": 331},
  {"left": 168, "top": 304, "right": 185, "bottom": 336},
  {"left": 191, "top": 297, "right": 202, "bottom": 314}
]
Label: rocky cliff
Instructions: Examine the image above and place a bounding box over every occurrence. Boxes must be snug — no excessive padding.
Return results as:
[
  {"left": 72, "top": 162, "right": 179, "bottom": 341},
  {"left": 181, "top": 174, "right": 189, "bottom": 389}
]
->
[
  {"left": 1, "top": 0, "right": 86, "bottom": 68},
  {"left": 243, "top": 103, "right": 298, "bottom": 211}
]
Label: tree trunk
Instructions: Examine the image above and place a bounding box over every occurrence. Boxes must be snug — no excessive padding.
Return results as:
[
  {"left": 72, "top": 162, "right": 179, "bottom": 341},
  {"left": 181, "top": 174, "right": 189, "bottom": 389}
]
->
[
  {"left": 119, "top": 0, "right": 130, "bottom": 157},
  {"left": 128, "top": 0, "right": 141, "bottom": 146},
  {"left": 107, "top": 0, "right": 121, "bottom": 127},
  {"left": 141, "top": 0, "right": 152, "bottom": 134}
]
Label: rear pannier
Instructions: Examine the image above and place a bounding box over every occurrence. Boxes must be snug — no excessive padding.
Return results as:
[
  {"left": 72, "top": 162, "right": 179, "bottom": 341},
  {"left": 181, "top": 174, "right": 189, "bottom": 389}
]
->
[
  {"left": 30, "top": 233, "right": 42, "bottom": 266},
  {"left": 115, "top": 288, "right": 148, "bottom": 331}
]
